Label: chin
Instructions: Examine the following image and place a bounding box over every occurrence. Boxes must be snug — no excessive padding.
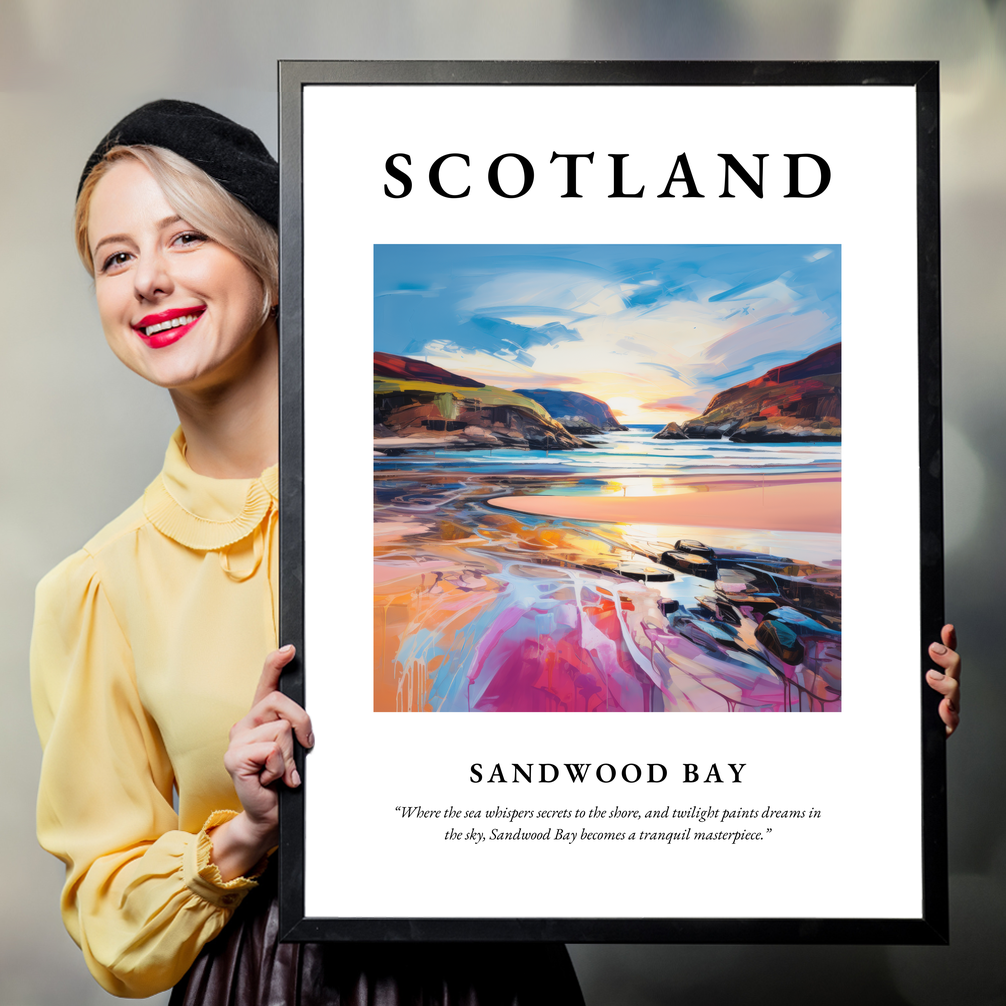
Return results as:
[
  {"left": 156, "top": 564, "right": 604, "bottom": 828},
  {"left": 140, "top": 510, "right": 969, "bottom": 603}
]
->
[
  {"left": 122, "top": 352, "right": 219, "bottom": 391},
  {"left": 154, "top": 369, "right": 209, "bottom": 391},
  {"left": 110, "top": 321, "right": 271, "bottom": 393}
]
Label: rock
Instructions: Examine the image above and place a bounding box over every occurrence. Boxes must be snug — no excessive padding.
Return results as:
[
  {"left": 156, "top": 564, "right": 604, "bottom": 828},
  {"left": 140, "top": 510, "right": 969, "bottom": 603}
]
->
[
  {"left": 729, "top": 418, "right": 841, "bottom": 443},
  {"left": 615, "top": 562, "right": 675, "bottom": 582},
  {"left": 675, "top": 539, "right": 716, "bottom": 560},
  {"left": 681, "top": 619, "right": 738, "bottom": 651},
  {"left": 375, "top": 355, "right": 594, "bottom": 452},
  {"left": 561, "top": 421, "right": 604, "bottom": 435},
  {"left": 683, "top": 420, "right": 742, "bottom": 439},
  {"left": 715, "top": 569, "right": 758, "bottom": 594},
  {"left": 755, "top": 619, "right": 805, "bottom": 666},
  {"left": 698, "top": 596, "right": 741, "bottom": 625},
  {"left": 764, "top": 606, "right": 841, "bottom": 639},
  {"left": 653, "top": 421, "right": 688, "bottom": 440},
  {"left": 513, "top": 389, "right": 629, "bottom": 431},
  {"left": 659, "top": 549, "right": 718, "bottom": 580},
  {"left": 682, "top": 343, "right": 841, "bottom": 443},
  {"left": 461, "top": 425, "right": 503, "bottom": 445}
]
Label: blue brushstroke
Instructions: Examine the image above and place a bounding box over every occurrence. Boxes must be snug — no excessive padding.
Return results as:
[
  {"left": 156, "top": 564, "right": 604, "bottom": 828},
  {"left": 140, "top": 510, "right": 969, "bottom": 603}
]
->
[{"left": 374, "top": 244, "right": 841, "bottom": 399}]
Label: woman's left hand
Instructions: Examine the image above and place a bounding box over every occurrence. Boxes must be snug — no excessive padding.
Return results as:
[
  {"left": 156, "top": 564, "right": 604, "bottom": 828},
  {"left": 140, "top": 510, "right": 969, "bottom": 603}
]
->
[{"left": 926, "top": 624, "right": 960, "bottom": 737}]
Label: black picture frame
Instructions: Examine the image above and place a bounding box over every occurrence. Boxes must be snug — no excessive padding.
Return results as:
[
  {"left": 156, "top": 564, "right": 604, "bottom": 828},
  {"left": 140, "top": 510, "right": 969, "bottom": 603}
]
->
[{"left": 277, "top": 60, "right": 945, "bottom": 944}]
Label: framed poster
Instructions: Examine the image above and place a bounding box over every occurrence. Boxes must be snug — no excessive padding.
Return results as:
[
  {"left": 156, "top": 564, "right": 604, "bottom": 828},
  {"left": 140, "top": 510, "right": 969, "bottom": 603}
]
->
[{"left": 277, "top": 61, "right": 946, "bottom": 943}]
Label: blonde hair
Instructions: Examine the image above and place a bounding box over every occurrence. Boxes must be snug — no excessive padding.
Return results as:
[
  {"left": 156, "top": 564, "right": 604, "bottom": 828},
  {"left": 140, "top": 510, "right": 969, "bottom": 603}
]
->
[{"left": 75, "top": 145, "right": 278, "bottom": 323}]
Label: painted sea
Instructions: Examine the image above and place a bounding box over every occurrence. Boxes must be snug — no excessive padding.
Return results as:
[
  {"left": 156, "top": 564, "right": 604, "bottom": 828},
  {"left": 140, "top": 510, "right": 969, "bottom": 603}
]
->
[{"left": 375, "top": 428, "right": 841, "bottom": 713}]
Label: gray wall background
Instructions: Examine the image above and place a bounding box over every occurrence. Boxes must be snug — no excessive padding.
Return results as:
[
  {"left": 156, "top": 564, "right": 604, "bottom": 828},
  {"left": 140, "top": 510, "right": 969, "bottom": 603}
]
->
[{"left": 1, "top": 2, "right": 1003, "bottom": 1003}]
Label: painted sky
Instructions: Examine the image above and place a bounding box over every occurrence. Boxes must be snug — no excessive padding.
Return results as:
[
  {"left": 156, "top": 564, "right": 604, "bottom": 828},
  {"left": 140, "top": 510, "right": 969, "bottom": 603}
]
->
[{"left": 374, "top": 244, "right": 840, "bottom": 423}]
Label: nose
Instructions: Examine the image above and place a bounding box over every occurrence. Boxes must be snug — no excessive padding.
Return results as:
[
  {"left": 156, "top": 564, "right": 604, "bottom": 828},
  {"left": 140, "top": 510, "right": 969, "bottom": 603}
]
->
[{"left": 133, "top": 247, "right": 173, "bottom": 303}]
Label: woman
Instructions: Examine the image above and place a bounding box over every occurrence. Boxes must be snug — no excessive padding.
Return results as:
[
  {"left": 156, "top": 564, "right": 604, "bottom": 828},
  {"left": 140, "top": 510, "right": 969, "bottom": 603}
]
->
[{"left": 31, "top": 100, "right": 586, "bottom": 1003}]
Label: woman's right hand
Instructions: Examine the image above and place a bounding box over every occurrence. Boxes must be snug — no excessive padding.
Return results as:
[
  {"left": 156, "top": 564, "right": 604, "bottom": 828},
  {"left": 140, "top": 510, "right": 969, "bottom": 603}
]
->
[{"left": 209, "top": 645, "right": 314, "bottom": 881}]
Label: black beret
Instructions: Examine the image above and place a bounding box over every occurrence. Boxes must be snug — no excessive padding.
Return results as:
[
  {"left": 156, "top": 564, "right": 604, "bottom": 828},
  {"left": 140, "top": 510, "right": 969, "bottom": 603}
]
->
[{"left": 78, "top": 99, "right": 278, "bottom": 228}]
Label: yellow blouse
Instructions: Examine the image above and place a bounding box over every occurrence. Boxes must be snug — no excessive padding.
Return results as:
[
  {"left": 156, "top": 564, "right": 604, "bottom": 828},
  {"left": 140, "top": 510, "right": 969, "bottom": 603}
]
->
[{"left": 31, "top": 429, "right": 279, "bottom": 998}]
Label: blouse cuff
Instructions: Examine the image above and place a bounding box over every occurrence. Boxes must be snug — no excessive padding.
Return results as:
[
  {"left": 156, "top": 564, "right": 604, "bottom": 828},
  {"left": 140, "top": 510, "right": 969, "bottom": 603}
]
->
[{"left": 183, "top": 810, "right": 269, "bottom": 909}]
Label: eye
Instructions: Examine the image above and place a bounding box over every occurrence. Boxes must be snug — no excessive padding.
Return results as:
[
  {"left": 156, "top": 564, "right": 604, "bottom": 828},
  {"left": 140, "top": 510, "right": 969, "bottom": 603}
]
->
[
  {"left": 172, "top": 230, "right": 208, "bottom": 249},
  {"left": 100, "top": 251, "right": 132, "bottom": 274}
]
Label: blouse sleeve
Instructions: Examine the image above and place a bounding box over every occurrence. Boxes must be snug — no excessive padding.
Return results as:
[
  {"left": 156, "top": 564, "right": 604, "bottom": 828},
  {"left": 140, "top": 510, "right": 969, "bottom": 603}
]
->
[{"left": 31, "top": 549, "right": 262, "bottom": 998}]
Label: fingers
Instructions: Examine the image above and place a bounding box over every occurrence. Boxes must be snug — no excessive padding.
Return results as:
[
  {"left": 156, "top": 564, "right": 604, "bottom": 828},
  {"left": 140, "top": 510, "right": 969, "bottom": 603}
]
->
[
  {"left": 252, "top": 740, "right": 288, "bottom": 788},
  {"left": 928, "top": 646, "right": 961, "bottom": 680},
  {"left": 941, "top": 623, "right": 957, "bottom": 653},
  {"left": 233, "top": 689, "right": 314, "bottom": 750},
  {"left": 225, "top": 645, "right": 313, "bottom": 803},
  {"left": 926, "top": 667, "right": 959, "bottom": 706},
  {"left": 252, "top": 644, "right": 297, "bottom": 706},
  {"left": 249, "top": 719, "right": 298, "bottom": 788},
  {"left": 940, "top": 697, "right": 960, "bottom": 737},
  {"left": 928, "top": 635, "right": 961, "bottom": 682},
  {"left": 924, "top": 683, "right": 960, "bottom": 736},
  {"left": 244, "top": 644, "right": 314, "bottom": 750},
  {"left": 227, "top": 720, "right": 301, "bottom": 788},
  {"left": 926, "top": 625, "right": 961, "bottom": 737},
  {"left": 225, "top": 739, "right": 289, "bottom": 788}
]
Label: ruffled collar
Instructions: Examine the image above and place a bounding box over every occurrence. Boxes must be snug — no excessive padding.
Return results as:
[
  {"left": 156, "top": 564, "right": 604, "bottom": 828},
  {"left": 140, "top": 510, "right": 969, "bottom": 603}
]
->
[{"left": 143, "top": 428, "right": 278, "bottom": 551}]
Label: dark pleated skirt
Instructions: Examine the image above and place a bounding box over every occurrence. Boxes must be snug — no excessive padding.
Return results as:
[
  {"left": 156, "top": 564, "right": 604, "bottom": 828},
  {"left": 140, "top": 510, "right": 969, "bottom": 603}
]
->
[{"left": 169, "top": 869, "right": 585, "bottom": 1006}]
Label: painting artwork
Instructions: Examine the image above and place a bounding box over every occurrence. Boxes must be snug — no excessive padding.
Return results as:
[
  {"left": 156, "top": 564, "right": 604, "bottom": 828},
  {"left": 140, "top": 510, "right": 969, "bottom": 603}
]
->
[{"left": 373, "top": 244, "right": 841, "bottom": 714}]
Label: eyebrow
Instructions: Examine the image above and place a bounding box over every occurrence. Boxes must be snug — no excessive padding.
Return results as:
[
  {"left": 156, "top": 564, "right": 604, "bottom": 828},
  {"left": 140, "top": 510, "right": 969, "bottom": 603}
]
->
[{"left": 91, "top": 215, "right": 185, "bottom": 258}]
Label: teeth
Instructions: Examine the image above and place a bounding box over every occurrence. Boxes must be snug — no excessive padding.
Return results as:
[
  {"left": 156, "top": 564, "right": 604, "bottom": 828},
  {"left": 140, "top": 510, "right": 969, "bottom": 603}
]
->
[{"left": 142, "top": 313, "right": 199, "bottom": 337}]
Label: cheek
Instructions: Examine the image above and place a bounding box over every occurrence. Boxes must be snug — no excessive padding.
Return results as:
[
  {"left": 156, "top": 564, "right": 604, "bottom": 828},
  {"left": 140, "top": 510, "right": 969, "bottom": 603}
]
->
[
  {"left": 221, "top": 267, "right": 268, "bottom": 333},
  {"left": 94, "top": 286, "right": 133, "bottom": 345},
  {"left": 193, "top": 252, "right": 266, "bottom": 331}
]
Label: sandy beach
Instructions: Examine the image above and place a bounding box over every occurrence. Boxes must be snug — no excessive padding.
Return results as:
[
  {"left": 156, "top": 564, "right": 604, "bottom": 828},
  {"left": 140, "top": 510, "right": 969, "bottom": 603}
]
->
[
  {"left": 487, "top": 476, "right": 840, "bottom": 535},
  {"left": 375, "top": 433, "right": 841, "bottom": 713}
]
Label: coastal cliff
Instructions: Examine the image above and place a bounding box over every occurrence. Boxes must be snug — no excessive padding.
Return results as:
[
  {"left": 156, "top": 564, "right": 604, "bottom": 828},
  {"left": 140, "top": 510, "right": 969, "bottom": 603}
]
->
[
  {"left": 655, "top": 343, "right": 841, "bottom": 443},
  {"left": 374, "top": 353, "right": 589, "bottom": 452},
  {"left": 513, "top": 389, "right": 629, "bottom": 434}
]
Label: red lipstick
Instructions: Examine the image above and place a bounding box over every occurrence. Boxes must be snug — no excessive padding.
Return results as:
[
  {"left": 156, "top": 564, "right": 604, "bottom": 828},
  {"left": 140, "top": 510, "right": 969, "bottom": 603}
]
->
[{"left": 132, "top": 306, "right": 206, "bottom": 349}]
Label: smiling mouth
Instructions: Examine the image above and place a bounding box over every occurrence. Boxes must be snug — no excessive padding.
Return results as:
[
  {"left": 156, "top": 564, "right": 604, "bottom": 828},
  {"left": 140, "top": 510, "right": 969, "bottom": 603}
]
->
[
  {"left": 131, "top": 307, "right": 207, "bottom": 349},
  {"left": 142, "top": 313, "right": 199, "bottom": 337},
  {"left": 134, "top": 307, "right": 206, "bottom": 338}
]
